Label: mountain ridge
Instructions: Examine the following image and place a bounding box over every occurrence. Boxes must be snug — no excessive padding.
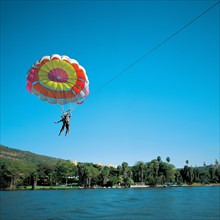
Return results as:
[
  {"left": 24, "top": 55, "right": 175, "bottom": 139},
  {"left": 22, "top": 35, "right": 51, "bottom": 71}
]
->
[{"left": 0, "top": 144, "right": 64, "bottom": 165}]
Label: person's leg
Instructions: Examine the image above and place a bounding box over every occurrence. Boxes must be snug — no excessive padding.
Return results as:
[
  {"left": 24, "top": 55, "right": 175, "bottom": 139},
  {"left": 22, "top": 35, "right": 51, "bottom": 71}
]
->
[
  {"left": 65, "top": 123, "right": 70, "bottom": 136},
  {"left": 59, "top": 123, "right": 65, "bottom": 135}
]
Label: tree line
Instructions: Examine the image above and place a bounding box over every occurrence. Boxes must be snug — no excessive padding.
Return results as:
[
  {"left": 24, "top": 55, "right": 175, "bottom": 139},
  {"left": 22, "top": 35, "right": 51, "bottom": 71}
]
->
[{"left": 0, "top": 156, "right": 219, "bottom": 189}]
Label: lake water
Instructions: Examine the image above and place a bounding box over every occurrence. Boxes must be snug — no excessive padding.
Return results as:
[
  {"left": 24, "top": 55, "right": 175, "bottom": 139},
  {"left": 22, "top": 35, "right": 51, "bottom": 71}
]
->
[{"left": 0, "top": 186, "right": 219, "bottom": 220}]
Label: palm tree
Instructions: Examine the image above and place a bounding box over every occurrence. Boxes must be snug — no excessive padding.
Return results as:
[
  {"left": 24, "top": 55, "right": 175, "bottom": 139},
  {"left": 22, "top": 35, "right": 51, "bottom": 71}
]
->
[
  {"left": 157, "top": 156, "right": 161, "bottom": 163},
  {"left": 135, "top": 161, "right": 145, "bottom": 184},
  {"left": 122, "top": 162, "right": 129, "bottom": 179},
  {"left": 101, "top": 166, "right": 110, "bottom": 186},
  {"left": 166, "top": 157, "right": 170, "bottom": 163},
  {"left": 84, "top": 166, "right": 92, "bottom": 187}
]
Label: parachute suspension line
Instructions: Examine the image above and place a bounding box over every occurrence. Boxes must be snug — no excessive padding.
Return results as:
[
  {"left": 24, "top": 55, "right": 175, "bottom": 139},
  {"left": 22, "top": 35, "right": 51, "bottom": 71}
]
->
[
  {"left": 59, "top": 103, "right": 79, "bottom": 114},
  {"left": 69, "top": 102, "right": 80, "bottom": 112},
  {"left": 69, "top": 103, "right": 78, "bottom": 111},
  {"left": 61, "top": 105, "right": 65, "bottom": 113},
  {"left": 48, "top": 102, "right": 63, "bottom": 112}
]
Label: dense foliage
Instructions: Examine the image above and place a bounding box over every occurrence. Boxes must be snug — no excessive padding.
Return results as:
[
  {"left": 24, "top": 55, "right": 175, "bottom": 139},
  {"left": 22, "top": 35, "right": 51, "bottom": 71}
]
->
[{"left": 0, "top": 145, "right": 219, "bottom": 189}]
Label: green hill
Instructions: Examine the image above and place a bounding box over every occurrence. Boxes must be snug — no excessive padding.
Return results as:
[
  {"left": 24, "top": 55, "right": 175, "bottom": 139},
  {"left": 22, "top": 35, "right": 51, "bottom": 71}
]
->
[{"left": 0, "top": 144, "right": 64, "bottom": 166}]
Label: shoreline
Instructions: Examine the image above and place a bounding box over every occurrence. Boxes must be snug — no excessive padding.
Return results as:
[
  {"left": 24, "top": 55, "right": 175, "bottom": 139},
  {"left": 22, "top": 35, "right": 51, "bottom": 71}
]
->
[{"left": 1, "top": 183, "right": 220, "bottom": 191}]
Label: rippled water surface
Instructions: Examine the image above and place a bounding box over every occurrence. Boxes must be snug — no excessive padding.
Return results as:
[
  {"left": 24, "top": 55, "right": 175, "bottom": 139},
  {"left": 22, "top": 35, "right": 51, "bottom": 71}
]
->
[{"left": 0, "top": 186, "right": 219, "bottom": 219}]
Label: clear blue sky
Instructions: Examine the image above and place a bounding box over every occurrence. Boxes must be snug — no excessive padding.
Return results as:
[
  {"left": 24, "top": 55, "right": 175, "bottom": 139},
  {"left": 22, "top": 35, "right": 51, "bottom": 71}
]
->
[{"left": 1, "top": 0, "right": 219, "bottom": 168}]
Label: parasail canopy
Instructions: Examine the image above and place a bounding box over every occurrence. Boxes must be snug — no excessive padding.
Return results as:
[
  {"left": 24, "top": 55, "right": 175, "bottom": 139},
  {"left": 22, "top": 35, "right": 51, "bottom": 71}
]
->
[{"left": 26, "top": 54, "right": 89, "bottom": 105}]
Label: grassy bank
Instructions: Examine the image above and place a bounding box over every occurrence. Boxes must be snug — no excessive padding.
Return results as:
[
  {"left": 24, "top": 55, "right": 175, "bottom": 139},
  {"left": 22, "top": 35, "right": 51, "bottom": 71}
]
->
[
  {"left": 4, "top": 183, "right": 219, "bottom": 191},
  {"left": 19, "top": 185, "right": 79, "bottom": 190}
]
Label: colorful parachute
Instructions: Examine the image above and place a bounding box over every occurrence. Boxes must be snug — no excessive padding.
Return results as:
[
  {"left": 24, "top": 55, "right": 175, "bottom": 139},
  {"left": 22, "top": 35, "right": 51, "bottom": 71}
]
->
[{"left": 26, "top": 54, "right": 89, "bottom": 105}]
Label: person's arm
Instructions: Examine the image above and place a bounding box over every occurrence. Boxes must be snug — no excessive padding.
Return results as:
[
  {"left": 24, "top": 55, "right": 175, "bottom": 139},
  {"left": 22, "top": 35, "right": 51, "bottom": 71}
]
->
[{"left": 54, "top": 119, "right": 62, "bottom": 123}]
